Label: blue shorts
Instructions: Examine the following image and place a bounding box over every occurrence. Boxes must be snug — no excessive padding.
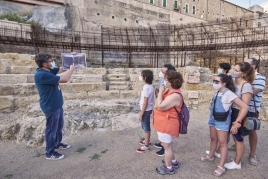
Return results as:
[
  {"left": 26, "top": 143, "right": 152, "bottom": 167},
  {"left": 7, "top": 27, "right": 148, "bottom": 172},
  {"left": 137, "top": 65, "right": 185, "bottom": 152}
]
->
[
  {"left": 208, "top": 112, "right": 231, "bottom": 132},
  {"left": 141, "top": 110, "right": 152, "bottom": 133}
]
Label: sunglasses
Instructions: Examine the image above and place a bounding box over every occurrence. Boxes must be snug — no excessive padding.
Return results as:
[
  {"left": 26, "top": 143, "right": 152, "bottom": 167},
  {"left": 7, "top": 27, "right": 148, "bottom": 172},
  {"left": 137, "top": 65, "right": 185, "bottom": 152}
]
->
[{"left": 213, "top": 80, "right": 220, "bottom": 84}]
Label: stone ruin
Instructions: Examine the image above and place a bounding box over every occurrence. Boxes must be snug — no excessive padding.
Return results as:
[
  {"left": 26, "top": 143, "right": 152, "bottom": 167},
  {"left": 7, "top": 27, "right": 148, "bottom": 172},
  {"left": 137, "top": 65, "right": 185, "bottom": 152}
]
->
[{"left": 0, "top": 53, "right": 268, "bottom": 147}]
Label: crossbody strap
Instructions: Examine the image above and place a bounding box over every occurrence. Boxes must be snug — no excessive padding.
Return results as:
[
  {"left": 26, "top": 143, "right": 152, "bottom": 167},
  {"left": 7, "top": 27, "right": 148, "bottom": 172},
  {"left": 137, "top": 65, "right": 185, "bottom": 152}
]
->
[
  {"left": 213, "top": 91, "right": 220, "bottom": 113},
  {"left": 241, "top": 82, "right": 258, "bottom": 117},
  {"left": 173, "top": 92, "right": 184, "bottom": 114}
]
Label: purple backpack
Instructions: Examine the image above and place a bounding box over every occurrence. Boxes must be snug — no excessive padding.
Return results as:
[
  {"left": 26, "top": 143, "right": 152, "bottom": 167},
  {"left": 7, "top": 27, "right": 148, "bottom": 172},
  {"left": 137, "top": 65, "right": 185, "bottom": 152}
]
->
[{"left": 174, "top": 92, "right": 190, "bottom": 134}]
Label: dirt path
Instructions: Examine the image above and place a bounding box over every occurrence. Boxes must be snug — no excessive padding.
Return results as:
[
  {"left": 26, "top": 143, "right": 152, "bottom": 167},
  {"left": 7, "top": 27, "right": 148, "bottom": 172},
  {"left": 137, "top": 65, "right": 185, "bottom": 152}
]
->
[{"left": 1, "top": 104, "right": 268, "bottom": 179}]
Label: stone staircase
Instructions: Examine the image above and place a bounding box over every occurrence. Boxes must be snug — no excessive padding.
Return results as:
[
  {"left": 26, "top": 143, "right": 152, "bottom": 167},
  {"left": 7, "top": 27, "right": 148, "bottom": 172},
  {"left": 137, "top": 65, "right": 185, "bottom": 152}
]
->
[{"left": 107, "top": 68, "right": 132, "bottom": 90}]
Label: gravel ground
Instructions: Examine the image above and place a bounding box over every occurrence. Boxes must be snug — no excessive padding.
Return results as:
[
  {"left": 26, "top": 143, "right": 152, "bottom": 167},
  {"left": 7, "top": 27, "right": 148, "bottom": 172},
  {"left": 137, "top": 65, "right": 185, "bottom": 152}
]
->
[{"left": 0, "top": 104, "right": 268, "bottom": 179}]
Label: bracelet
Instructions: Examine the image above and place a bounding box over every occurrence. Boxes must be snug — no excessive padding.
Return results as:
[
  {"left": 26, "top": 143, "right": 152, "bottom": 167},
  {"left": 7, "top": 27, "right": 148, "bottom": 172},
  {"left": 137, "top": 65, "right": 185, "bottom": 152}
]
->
[{"left": 236, "top": 121, "right": 242, "bottom": 124}]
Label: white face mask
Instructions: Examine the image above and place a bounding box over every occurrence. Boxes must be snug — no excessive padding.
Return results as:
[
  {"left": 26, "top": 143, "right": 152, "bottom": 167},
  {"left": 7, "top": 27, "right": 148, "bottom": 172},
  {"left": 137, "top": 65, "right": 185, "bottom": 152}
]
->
[
  {"left": 159, "top": 71, "right": 164, "bottom": 78},
  {"left": 218, "top": 68, "right": 223, "bottom": 74},
  {"left": 138, "top": 75, "right": 143, "bottom": 81},
  {"left": 231, "top": 71, "right": 243, "bottom": 78},
  {"left": 51, "top": 61, "right": 56, "bottom": 69},
  {"left": 213, "top": 83, "right": 222, "bottom": 91}
]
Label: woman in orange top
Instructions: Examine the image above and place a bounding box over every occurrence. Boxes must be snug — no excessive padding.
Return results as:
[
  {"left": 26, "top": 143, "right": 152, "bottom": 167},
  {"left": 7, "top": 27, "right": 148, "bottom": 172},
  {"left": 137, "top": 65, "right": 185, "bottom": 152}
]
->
[{"left": 153, "top": 70, "right": 184, "bottom": 175}]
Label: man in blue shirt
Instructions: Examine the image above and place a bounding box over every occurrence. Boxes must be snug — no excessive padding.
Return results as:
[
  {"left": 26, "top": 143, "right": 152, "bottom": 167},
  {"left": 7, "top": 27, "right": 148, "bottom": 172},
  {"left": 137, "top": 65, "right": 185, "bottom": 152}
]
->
[
  {"left": 245, "top": 58, "right": 266, "bottom": 166},
  {"left": 34, "top": 53, "right": 75, "bottom": 160}
]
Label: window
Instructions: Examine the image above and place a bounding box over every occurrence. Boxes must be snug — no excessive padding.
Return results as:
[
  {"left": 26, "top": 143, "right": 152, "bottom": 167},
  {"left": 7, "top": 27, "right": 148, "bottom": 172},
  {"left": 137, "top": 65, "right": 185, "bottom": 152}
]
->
[
  {"left": 150, "top": 0, "right": 153, "bottom": 4},
  {"left": 185, "top": 4, "right": 189, "bottom": 13},
  {"left": 258, "top": 22, "right": 261, "bottom": 27},
  {"left": 163, "top": 0, "right": 167, "bottom": 7},
  {"left": 174, "top": 1, "right": 178, "bottom": 8},
  {"left": 193, "top": 6, "right": 196, "bottom": 14}
]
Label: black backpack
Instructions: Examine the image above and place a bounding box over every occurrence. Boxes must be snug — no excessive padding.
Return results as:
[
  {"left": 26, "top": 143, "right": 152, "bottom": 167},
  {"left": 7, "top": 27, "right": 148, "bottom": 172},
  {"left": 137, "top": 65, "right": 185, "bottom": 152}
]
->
[{"left": 174, "top": 92, "right": 190, "bottom": 134}]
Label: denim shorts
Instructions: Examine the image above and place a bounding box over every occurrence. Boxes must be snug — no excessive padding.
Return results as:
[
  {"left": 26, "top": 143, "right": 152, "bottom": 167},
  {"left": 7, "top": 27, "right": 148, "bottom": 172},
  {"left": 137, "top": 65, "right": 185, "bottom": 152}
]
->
[
  {"left": 208, "top": 112, "right": 231, "bottom": 132},
  {"left": 141, "top": 110, "right": 152, "bottom": 133}
]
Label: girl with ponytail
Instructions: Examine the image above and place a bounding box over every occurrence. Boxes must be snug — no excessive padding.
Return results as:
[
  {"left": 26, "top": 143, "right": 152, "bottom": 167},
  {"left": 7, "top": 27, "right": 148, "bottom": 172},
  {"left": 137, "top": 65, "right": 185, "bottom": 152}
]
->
[
  {"left": 224, "top": 62, "right": 254, "bottom": 170},
  {"left": 200, "top": 73, "right": 248, "bottom": 176}
]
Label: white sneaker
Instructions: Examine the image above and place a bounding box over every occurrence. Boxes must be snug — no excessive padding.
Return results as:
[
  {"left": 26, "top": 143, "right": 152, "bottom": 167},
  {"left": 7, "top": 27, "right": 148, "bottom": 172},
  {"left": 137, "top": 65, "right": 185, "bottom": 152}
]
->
[
  {"left": 224, "top": 160, "right": 241, "bottom": 169},
  {"left": 206, "top": 150, "right": 220, "bottom": 158}
]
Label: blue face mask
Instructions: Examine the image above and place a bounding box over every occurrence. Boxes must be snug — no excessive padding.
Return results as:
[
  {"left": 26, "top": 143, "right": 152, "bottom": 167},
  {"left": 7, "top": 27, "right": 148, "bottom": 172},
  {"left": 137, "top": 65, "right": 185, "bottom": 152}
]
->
[
  {"left": 51, "top": 61, "right": 56, "bottom": 69},
  {"left": 218, "top": 68, "right": 223, "bottom": 74}
]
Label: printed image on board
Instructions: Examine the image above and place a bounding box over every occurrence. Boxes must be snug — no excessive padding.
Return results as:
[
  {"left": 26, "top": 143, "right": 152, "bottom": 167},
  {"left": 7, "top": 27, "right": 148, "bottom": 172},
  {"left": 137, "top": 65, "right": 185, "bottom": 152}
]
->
[{"left": 61, "top": 53, "right": 87, "bottom": 70}]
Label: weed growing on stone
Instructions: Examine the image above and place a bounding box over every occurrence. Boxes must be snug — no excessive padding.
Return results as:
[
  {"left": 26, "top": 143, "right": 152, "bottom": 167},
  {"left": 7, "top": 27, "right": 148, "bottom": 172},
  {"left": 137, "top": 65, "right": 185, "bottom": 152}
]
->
[
  {"left": 33, "top": 150, "right": 44, "bottom": 157},
  {"left": 89, "top": 154, "right": 101, "bottom": 161},
  {"left": 75, "top": 147, "right": 87, "bottom": 153},
  {"left": 4, "top": 174, "right": 12, "bottom": 178},
  {"left": 101, "top": 149, "right": 108, "bottom": 154},
  {"left": 138, "top": 134, "right": 145, "bottom": 141}
]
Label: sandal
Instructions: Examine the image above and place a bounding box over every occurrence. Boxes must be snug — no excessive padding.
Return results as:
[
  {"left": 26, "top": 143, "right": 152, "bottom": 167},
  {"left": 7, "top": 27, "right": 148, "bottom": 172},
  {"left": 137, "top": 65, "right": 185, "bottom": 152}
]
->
[
  {"left": 200, "top": 155, "right": 214, "bottom": 162},
  {"left": 213, "top": 166, "right": 225, "bottom": 177}
]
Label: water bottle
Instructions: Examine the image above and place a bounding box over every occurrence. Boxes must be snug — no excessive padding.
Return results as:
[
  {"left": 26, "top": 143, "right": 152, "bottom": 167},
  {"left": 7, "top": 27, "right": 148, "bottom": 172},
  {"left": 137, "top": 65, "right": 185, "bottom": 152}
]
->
[{"left": 233, "top": 133, "right": 243, "bottom": 142}]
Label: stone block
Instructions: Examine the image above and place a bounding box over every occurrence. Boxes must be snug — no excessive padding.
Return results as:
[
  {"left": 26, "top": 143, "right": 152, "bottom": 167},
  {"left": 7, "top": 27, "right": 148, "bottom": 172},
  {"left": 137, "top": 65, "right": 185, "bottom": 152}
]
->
[
  {"left": 88, "top": 91, "right": 120, "bottom": 99},
  {"left": 1, "top": 53, "right": 20, "bottom": 60},
  {"left": 198, "top": 90, "right": 215, "bottom": 103},
  {"left": 18, "top": 54, "right": 34, "bottom": 61},
  {"left": 120, "top": 91, "right": 139, "bottom": 98},
  {"left": 27, "top": 75, "right": 35, "bottom": 83},
  {"left": 0, "top": 59, "right": 10, "bottom": 74},
  {"left": 0, "top": 96, "right": 14, "bottom": 112},
  {"left": 68, "top": 83, "right": 93, "bottom": 93},
  {"left": 184, "top": 66, "right": 200, "bottom": 84},
  {"left": 10, "top": 66, "right": 36, "bottom": 74},
  {"left": 187, "top": 91, "right": 199, "bottom": 99},
  {"left": 13, "top": 84, "right": 38, "bottom": 96},
  {"left": 74, "top": 68, "right": 106, "bottom": 75},
  {"left": 70, "top": 74, "right": 104, "bottom": 83},
  {"left": 182, "top": 83, "right": 213, "bottom": 91},
  {"left": 0, "top": 85, "right": 15, "bottom": 95},
  {"left": 0, "top": 74, "right": 28, "bottom": 84},
  {"left": 15, "top": 95, "right": 39, "bottom": 108},
  {"left": 92, "top": 82, "right": 106, "bottom": 91},
  {"left": 63, "top": 92, "right": 88, "bottom": 100}
]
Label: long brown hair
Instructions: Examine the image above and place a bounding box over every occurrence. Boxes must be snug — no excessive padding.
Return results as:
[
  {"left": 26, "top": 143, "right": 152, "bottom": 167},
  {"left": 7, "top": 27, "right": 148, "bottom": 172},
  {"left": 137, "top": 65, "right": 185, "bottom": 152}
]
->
[{"left": 237, "top": 62, "right": 255, "bottom": 84}]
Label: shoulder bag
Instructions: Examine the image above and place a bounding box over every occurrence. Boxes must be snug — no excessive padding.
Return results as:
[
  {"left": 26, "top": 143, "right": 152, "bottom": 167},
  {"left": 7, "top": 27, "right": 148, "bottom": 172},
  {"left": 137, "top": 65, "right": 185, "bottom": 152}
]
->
[{"left": 241, "top": 83, "right": 261, "bottom": 130}]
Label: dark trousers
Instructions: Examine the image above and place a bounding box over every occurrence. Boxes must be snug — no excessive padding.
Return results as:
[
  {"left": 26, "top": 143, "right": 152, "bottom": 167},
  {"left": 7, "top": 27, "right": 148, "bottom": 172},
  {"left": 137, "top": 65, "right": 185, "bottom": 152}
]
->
[{"left": 44, "top": 108, "right": 64, "bottom": 156}]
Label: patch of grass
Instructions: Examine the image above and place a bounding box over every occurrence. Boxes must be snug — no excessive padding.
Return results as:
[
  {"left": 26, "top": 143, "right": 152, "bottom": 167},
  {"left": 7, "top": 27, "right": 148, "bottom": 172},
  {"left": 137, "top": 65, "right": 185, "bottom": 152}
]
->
[
  {"left": 0, "top": 14, "right": 26, "bottom": 23},
  {"left": 101, "top": 149, "right": 108, "bottom": 154},
  {"left": 33, "top": 150, "right": 44, "bottom": 157},
  {"left": 75, "top": 147, "right": 87, "bottom": 153},
  {"left": 138, "top": 134, "right": 145, "bottom": 141},
  {"left": 4, "top": 174, "right": 12, "bottom": 178},
  {"left": 89, "top": 154, "right": 101, "bottom": 161}
]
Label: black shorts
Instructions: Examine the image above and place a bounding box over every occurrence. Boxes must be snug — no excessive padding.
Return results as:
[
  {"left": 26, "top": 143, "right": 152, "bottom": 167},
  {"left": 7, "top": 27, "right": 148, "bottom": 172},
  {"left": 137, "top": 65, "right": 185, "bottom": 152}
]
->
[{"left": 231, "top": 108, "right": 251, "bottom": 136}]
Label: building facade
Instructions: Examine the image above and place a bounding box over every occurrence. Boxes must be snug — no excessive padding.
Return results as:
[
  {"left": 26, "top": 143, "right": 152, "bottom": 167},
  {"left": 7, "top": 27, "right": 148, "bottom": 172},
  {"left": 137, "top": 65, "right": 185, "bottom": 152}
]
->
[{"left": 136, "top": 0, "right": 253, "bottom": 21}]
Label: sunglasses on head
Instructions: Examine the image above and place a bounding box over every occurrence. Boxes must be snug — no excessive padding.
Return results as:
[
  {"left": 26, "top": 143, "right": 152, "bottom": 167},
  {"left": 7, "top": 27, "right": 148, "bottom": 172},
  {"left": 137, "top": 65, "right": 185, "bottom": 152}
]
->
[{"left": 213, "top": 80, "right": 220, "bottom": 84}]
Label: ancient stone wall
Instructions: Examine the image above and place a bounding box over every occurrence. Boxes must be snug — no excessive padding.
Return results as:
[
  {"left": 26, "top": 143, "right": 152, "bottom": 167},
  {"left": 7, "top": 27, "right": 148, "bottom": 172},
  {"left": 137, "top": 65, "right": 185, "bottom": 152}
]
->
[{"left": 1, "top": 53, "right": 268, "bottom": 147}]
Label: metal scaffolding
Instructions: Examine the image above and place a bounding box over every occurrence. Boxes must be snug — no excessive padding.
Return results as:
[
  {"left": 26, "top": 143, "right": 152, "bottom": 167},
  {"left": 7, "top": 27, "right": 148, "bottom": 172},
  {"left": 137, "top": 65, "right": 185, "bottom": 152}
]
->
[{"left": 0, "top": 15, "right": 267, "bottom": 70}]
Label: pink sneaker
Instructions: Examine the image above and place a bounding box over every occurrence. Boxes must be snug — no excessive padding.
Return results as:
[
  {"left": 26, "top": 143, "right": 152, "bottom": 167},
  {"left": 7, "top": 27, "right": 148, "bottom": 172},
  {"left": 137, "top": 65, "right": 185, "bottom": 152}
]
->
[{"left": 136, "top": 145, "right": 150, "bottom": 153}]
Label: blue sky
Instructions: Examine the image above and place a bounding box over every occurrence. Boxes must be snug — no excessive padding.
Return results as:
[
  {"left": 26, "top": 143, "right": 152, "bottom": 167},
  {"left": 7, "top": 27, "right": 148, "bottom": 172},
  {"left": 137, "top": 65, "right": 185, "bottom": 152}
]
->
[{"left": 227, "top": 0, "right": 267, "bottom": 9}]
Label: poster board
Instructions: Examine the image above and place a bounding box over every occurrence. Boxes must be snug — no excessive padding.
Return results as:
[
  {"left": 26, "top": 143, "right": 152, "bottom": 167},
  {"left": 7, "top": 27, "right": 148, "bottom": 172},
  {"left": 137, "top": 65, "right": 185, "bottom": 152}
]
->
[{"left": 61, "top": 53, "right": 87, "bottom": 70}]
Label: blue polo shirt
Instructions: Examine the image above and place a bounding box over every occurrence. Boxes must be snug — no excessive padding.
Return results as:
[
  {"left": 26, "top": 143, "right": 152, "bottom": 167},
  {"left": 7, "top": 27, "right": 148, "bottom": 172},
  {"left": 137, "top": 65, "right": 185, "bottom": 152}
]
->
[{"left": 34, "top": 68, "right": 63, "bottom": 113}]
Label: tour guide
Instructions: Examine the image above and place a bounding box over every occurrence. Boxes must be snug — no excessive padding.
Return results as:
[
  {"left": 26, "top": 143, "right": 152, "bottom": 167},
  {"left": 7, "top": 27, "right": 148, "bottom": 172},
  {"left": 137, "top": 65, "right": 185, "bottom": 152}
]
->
[{"left": 34, "top": 53, "right": 75, "bottom": 160}]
